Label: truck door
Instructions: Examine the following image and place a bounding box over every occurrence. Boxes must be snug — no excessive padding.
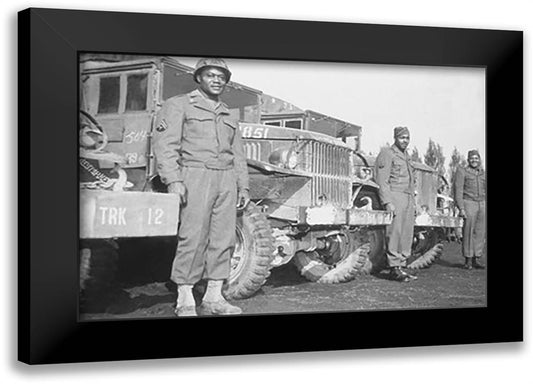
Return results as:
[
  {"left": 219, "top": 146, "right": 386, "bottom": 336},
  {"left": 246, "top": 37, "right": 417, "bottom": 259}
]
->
[{"left": 83, "top": 67, "right": 155, "bottom": 171}]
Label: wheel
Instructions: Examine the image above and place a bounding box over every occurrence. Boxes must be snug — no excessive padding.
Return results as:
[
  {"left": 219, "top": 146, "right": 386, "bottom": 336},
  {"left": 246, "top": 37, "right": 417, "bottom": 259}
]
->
[
  {"left": 407, "top": 228, "right": 444, "bottom": 269},
  {"left": 223, "top": 202, "right": 275, "bottom": 300},
  {"left": 352, "top": 188, "right": 387, "bottom": 274},
  {"left": 359, "top": 227, "right": 386, "bottom": 274},
  {"left": 293, "top": 228, "right": 372, "bottom": 283},
  {"left": 353, "top": 188, "right": 443, "bottom": 271},
  {"left": 79, "top": 239, "right": 119, "bottom": 295}
]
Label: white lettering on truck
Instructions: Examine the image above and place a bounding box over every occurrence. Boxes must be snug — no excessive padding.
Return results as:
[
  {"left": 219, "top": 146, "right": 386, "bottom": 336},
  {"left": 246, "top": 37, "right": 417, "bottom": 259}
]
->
[{"left": 98, "top": 207, "right": 127, "bottom": 226}]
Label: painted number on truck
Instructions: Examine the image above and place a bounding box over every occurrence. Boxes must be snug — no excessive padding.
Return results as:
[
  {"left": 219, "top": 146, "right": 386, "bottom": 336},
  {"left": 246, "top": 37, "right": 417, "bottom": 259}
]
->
[
  {"left": 240, "top": 126, "right": 269, "bottom": 139},
  {"left": 147, "top": 208, "right": 164, "bottom": 225},
  {"left": 124, "top": 152, "right": 146, "bottom": 165},
  {"left": 124, "top": 130, "right": 148, "bottom": 144}
]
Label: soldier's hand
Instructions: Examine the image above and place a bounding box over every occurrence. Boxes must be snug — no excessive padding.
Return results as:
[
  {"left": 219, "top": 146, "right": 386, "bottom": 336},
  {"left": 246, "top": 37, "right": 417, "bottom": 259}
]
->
[
  {"left": 459, "top": 209, "right": 467, "bottom": 218},
  {"left": 168, "top": 182, "right": 188, "bottom": 205},
  {"left": 385, "top": 203, "right": 396, "bottom": 214},
  {"left": 237, "top": 189, "right": 250, "bottom": 209}
]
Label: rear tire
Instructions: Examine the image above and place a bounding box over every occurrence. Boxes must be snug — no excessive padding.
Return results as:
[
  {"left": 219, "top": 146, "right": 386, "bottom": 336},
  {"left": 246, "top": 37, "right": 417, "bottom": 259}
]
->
[
  {"left": 407, "top": 228, "right": 444, "bottom": 269},
  {"left": 80, "top": 240, "right": 119, "bottom": 296}
]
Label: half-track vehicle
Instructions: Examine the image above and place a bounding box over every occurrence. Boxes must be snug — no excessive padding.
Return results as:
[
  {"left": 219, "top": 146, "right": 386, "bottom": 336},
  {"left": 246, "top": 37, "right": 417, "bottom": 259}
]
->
[{"left": 79, "top": 55, "right": 394, "bottom": 299}]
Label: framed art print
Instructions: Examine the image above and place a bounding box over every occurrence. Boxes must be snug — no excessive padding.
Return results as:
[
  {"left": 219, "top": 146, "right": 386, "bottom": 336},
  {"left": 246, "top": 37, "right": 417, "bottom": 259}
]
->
[{"left": 18, "top": 8, "right": 523, "bottom": 364}]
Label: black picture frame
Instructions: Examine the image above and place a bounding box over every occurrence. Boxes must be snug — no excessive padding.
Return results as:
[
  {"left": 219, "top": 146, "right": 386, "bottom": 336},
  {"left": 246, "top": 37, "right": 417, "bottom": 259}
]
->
[{"left": 18, "top": 8, "right": 523, "bottom": 365}]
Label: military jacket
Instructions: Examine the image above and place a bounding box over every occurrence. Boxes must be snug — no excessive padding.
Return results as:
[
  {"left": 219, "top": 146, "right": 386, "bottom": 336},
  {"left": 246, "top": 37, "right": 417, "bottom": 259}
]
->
[
  {"left": 375, "top": 144, "right": 415, "bottom": 205},
  {"left": 453, "top": 165, "right": 486, "bottom": 210},
  {"left": 153, "top": 89, "right": 249, "bottom": 191}
]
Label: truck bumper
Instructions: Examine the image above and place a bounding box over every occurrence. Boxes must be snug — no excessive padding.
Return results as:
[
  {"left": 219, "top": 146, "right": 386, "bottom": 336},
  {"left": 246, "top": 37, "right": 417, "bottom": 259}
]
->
[
  {"left": 271, "top": 205, "right": 462, "bottom": 228},
  {"left": 80, "top": 190, "right": 180, "bottom": 239},
  {"left": 304, "top": 205, "right": 393, "bottom": 226},
  {"left": 415, "top": 214, "right": 463, "bottom": 228}
]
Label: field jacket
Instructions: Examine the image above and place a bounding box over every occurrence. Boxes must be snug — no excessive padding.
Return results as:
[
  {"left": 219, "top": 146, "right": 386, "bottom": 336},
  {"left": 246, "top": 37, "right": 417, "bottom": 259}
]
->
[
  {"left": 153, "top": 89, "right": 249, "bottom": 191},
  {"left": 375, "top": 144, "right": 415, "bottom": 205},
  {"left": 453, "top": 165, "right": 486, "bottom": 210}
]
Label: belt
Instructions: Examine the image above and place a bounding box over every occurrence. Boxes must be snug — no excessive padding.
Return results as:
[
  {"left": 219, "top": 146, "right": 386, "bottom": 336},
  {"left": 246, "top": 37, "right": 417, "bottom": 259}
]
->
[
  {"left": 182, "top": 158, "right": 234, "bottom": 170},
  {"left": 390, "top": 188, "right": 415, "bottom": 196}
]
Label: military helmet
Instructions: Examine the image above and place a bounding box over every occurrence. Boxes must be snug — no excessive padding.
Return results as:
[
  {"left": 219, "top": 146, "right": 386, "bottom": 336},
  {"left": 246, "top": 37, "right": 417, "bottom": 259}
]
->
[{"left": 193, "top": 58, "right": 232, "bottom": 83}]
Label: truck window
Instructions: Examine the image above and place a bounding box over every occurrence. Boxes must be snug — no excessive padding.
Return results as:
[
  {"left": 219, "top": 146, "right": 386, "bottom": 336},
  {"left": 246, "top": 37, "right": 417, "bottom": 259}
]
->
[
  {"left": 264, "top": 120, "right": 282, "bottom": 127},
  {"left": 98, "top": 76, "right": 120, "bottom": 114},
  {"left": 162, "top": 65, "right": 196, "bottom": 100},
  {"left": 125, "top": 73, "right": 148, "bottom": 111},
  {"left": 284, "top": 119, "right": 303, "bottom": 129}
]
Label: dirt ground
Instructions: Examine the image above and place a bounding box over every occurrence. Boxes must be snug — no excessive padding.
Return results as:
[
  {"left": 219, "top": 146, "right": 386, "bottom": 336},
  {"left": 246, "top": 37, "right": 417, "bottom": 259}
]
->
[{"left": 80, "top": 241, "right": 487, "bottom": 321}]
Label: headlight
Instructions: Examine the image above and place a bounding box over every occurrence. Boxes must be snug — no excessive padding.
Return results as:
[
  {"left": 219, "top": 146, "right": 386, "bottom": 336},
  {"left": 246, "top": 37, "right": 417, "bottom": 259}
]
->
[
  {"left": 358, "top": 167, "right": 373, "bottom": 180},
  {"left": 286, "top": 151, "right": 298, "bottom": 169},
  {"left": 268, "top": 149, "right": 299, "bottom": 169}
]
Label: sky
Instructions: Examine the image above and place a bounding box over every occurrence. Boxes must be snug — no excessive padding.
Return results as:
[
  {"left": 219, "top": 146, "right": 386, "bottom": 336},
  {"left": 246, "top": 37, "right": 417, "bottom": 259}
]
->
[{"left": 179, "top": 57, "right": 486, "bottom": 168}]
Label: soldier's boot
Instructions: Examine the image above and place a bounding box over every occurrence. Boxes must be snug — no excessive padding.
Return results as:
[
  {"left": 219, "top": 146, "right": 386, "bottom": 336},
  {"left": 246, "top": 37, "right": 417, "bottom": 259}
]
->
[
  {"left": 463, "top": 258, "right": 473, "bottom": 270},
  {"left": 472, "top": 257, "right": 486, "bottom": 270},
  {"left": 198, "top": 280, "right": 242, "bottom": 316},
  {"left": 389, "top": 267, "right": 412, "bottom": 282},
  {"left": 174, "top": 284, "right": 197, "bottom": 317},
  {"left": 402, "top": 266, "right": 418, "bottom": 280}
]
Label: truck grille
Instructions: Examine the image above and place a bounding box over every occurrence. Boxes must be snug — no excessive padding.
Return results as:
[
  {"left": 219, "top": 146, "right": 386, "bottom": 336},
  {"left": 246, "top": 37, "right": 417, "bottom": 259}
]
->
[
  {"left": 243, "top": 140, "right": 353, "bottom": 208},
  {"left": 307, "top": 141, "right": 352, "bottom": 209},
  {"left": 243, "top": 141, "right": 262, "bottom": 161}
]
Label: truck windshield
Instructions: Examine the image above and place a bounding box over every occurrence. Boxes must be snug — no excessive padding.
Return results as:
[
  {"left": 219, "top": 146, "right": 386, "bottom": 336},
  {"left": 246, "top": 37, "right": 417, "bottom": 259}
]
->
[
  {"left": 125, "top": 73, "right": 148, "bottom": 111},
  {"left": 98, "top": 76, "right": 120, "bottom": 114}
]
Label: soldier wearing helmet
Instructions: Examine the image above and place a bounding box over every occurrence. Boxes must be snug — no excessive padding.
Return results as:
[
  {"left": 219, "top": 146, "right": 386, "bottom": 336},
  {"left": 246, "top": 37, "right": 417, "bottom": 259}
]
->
[
  {"left": 153, "top": 58, "right": 250, "bottom": 317},
  {"left": 193, "top": 58, "right": 232, "bottom": 83}
]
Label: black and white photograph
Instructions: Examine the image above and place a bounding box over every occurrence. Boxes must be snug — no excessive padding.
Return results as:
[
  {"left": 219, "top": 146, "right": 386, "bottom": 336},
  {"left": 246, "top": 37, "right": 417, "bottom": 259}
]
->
[
  {"left": 17, "top": 3, "right": 524, "bottom": 372},
  {"left": 79, "top": 54, "right": 487, "bottom": 320}
]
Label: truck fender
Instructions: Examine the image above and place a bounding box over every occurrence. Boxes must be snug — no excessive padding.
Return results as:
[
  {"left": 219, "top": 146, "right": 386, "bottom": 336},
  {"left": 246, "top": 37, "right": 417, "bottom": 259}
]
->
[{"left": 247, "top": 159, "right": 312, "bottom": 178}]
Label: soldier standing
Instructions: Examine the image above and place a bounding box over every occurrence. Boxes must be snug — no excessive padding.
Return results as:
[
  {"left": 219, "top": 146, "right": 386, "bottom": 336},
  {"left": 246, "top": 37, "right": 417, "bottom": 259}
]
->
[
  {"left": 453, "top": 150, "right": 486, "bottom": 270},
  {"left": 375, "top": 127, "right": 418, "bottom": 282},
  {"left": 153, "top": 58, "right": 250, "bottom": 316}
]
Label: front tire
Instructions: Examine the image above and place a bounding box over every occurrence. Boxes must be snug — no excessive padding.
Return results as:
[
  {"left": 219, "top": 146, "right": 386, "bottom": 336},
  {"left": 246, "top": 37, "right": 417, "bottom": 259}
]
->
[
  {"left": 223, "top": 203, "right": 275, "bottom": 300},
  {"left": 359, "top": 227, "right": 386, "bottom": 274},
  {"left": 353, "top": 188, "right": 387, "bottom": 274}
]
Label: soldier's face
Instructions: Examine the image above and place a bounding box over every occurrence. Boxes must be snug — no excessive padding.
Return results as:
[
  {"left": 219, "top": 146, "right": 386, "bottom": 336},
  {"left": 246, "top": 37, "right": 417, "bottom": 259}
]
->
[
  {"left": 197, "top": 67, "right": 228, "bottom": 97},
  {"left": 394, "top": 133, "right": 410, "bottom": 151},
  {"left": 468, "top": 154, "right": 480, "bottom": 168}
]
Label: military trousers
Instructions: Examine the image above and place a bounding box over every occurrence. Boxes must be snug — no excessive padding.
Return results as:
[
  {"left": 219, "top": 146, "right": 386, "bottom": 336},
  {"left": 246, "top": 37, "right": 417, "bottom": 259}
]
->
[
  {"left": 462, "top": 199, "right": 486, "bottom": 258},
  {"left": 386, "top": 192, "right": 415, "bottom": 268},
  {"left": 170, "top": 167, "right": 237, "bottom": 285}
]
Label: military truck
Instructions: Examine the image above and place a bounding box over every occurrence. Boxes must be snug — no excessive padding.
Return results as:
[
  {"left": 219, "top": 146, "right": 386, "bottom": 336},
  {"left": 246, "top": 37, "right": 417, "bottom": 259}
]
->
[
  {"left": 79, "top": 55, "right": 394, "bottom": 299},
  {"left": 260, "top": 103, "right": 463, "bottom": 273},
  {"left": 79, "top": 110, "right": 181, "bottom": 295}
]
